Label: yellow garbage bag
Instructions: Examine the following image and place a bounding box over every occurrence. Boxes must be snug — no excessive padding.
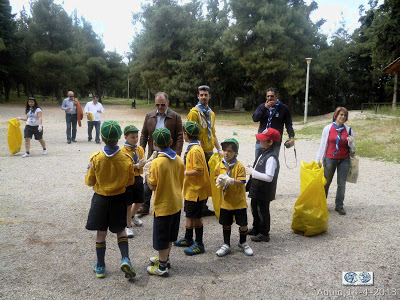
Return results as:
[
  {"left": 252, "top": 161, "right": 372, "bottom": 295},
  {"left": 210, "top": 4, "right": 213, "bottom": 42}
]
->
[
  {"left": 7, "top": 118, "right": 23, "bottom": 154},
  {"left": 291, "top": 160, "right": 329, "bottom": 236},
  {"left": 87, "top": 112, "right": 94, "bottom": 121},
  {"left": 208, "top": 153, "right": 222, "bottom": 219}
]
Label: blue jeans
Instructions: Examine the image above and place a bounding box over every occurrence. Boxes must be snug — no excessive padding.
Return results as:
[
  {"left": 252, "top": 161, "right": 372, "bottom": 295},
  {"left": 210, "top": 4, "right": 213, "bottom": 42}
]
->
[
  {"left": 323, "top": 157, "right": 350, "bottom": 209},
  {"left": 88, "top": 121, "right": 101, "bottom": 142},
  {"left": 65, "top": 113, "right": 77, "bottom": 141},
  {"left": 254, "top": 142, "right": 281, "bottom": 161}
]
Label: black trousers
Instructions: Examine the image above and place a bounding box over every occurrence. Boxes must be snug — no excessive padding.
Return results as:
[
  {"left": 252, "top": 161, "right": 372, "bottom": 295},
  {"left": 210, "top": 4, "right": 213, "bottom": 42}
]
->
[{"left": 251, "top": 197, "right": 271, "bottom": 236}]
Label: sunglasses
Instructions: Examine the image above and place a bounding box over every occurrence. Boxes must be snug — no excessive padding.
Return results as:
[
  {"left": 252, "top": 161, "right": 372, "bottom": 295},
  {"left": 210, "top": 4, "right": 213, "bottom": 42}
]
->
[{"left": 156, "top": 103, "right": 166, "bottom": 107}]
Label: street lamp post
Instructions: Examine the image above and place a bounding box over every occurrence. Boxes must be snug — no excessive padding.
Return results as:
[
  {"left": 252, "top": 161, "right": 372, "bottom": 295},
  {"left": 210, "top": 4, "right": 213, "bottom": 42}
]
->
[{"left": 304, "top": 57, "right": 312, "bottom": 123}]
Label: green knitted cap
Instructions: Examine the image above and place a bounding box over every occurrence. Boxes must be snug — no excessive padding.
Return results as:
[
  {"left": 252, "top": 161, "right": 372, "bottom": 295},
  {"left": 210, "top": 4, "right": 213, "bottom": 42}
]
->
[
  {"left": 124, "top": 125, "right": 139, "bottom": 135},
  {"left": 183, "top": 121, "right": 200, "bottom": 137},
  {"left": 153, "top": 127, "right": 171, "bottom": 147},
  {"left": 101, "top": 120, "right": 122, "bottom": 143},
  {"left": 221, "top": 138, "right": 239, "bottom": 152}
]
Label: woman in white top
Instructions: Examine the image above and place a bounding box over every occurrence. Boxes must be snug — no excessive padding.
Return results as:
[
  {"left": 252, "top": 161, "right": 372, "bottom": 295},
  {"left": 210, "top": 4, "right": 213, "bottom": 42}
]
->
[
  {"left": 17, "top": 97, "right": 47, "bottom": 157},
  {"left": 315, "top": 107, "right": 355, "bottom": 215}
]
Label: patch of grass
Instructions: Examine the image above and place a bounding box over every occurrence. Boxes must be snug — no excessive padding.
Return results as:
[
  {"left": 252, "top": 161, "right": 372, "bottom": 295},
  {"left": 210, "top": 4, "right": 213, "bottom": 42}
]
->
[
  {"left": 296, "top": 124, "right": 325, "bottom": 138},
  {"left": 353, "top": 118, "right": 400, "bottom": 163},
  {"left": 216, "top": 111, "right": 255, "bottom": 125}
]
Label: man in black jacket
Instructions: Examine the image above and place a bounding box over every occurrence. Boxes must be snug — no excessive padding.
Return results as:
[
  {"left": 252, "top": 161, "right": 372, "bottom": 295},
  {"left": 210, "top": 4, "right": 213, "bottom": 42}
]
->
[{"left": 252, "top": 88, "right": 295, "bottom": 159}]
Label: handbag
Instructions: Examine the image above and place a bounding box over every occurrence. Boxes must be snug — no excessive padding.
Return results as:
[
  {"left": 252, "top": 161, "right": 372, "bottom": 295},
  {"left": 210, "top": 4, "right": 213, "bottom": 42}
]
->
[
  {"left": 346, "top": 128, "right": 359, "bottom": 183},
  {"left": 346, "top": 156, "right": 359, "bottom": 183}
]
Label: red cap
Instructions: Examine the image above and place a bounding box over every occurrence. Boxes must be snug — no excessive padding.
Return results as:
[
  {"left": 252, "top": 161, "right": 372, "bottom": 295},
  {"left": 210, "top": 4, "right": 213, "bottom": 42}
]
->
[{"left": 255, "top": 128, "right": 281, "bottom": 142}]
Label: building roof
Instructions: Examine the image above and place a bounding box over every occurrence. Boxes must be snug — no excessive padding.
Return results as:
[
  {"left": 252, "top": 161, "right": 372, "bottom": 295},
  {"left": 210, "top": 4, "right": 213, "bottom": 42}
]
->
[{"left": 383, "top": 57, "right": 400, "bottom": 74}]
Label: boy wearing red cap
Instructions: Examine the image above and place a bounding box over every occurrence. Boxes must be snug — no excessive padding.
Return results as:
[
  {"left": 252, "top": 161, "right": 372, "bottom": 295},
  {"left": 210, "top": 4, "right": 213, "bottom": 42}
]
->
[{"left": 245, "top": 128, "right": 281, "bottom": 243}]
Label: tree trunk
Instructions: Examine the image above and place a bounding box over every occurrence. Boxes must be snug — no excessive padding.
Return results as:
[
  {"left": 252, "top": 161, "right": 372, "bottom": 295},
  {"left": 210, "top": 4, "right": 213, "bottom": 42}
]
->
[{"left": 55, "top": 87, "right": 62, "bottom": 104}]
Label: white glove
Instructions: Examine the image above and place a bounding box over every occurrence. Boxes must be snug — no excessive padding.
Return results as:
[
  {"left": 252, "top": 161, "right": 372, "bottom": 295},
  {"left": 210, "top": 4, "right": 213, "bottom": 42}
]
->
[
  {"left": 143, "top": 161, "right": 151, "bottom": 177},
  {"left": 218, "top": 149, "right": 223, "bottom": 157},
  {"left": 347, "top": 136, "right": 354, "bottom": 143},
  {"left": 137, "top": 158, "right": 146, "bottom": 168},
  {"left": 245, "top": 166, "right": 253, "bottom": 176},
  {"left": 216, "top": 174, "right": 226, "bottom": 188},
  {"left": 216, "top": 174, "right": 233, "bottom": 188},
  {"left": 38, "top": 125, "right": 43, "bottom": 132},
  {"left": 147, "top": 151, "right": 158, "bottom": 162},
  {"left": 226, "top": 177, "right": 235, "bottom": 185}
]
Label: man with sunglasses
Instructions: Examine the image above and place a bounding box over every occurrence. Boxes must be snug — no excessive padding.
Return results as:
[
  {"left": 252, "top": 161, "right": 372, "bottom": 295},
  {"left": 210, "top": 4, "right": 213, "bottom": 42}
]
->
[
  {"left": 138, "top": 92, "right": 184, "bottom": 215},
  {"left": 252, "top": 87, "right": 295, "bottom": 159},
  {"left": 61, "top": 91, "right": 78, "bottom": 144},
  {"left": 187, "top": 85, "right": 222, "bottom": 217}
]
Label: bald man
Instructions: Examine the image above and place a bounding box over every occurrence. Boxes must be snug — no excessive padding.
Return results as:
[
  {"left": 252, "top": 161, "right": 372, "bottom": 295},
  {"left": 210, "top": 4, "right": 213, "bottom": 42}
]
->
[{"left": 61, "top": 91, "right": 78, "bottom": 144}]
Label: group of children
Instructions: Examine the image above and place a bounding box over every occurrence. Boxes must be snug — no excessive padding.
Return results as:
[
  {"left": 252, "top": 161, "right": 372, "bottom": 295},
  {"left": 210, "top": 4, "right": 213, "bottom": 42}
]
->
[{"left": 85, "top": 119, "right": 282, "bottom": 279}]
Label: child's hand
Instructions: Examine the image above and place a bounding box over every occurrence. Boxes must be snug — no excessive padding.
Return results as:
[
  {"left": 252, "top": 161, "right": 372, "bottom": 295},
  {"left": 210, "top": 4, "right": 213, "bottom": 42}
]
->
[
  {"left": 143, "top": 161, "right": 151, "bottom": 176},
  {"left": 347, "top": 136, "right": 354, "bottom": 143},
  {"left": 137, "top": 158, "right": 146, "bottom": 168},
  {"left": 150, "top": 151, "right": 158, "bottom": 161},
  {"left": 216, "top": 174, "right": 227, "bottom": 188},
  {"left": 245, "top": 165, "right": 253, "bottom": 176}
]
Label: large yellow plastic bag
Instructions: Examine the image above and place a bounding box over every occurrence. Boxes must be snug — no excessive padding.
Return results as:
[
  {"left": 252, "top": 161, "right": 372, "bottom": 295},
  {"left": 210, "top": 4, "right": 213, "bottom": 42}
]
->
[
  {"left": 208, "top": 153, "right": 222, "bottom": 219},
  {"left": 291, "top": 160, "right": 329, "bottom": 236},
  {"left": 7, "top": 118, "right": 23, "bottom": 154}
]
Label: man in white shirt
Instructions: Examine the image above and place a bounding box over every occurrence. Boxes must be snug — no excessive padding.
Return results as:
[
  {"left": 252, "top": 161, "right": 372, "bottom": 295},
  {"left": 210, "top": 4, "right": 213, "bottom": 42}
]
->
[{"left": 84, "top": 95, "right": 104, "bottom": 143}]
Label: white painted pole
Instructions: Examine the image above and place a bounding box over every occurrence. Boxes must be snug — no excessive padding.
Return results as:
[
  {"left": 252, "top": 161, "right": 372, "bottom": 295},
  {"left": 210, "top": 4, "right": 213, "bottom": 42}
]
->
[{"left": 304, "top": 58, "right": 312, "bottom": 123}]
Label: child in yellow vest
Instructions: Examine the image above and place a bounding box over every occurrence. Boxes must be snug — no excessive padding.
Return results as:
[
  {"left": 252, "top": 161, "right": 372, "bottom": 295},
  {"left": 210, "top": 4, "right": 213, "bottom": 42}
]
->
[
  {"left": 214, "top": 138, "right": 253, "bottom": 257},
  {"left": 120, "top": 125, "right": 146, "bottom": 238},
  {"left": 85, "top": 120, "right": 136, "bottom": 279},
  {"left": 146, "top": 128, "right": 185, "bottom": 277},
  {"left": 174, "top": 121, "right": 212, "bottom": 255}
]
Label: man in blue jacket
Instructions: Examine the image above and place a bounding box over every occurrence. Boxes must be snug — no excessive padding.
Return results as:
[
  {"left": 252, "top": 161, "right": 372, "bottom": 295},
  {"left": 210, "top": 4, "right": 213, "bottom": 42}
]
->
[{"left": 252, "top": 88, "right": 295, "bottom": 159}]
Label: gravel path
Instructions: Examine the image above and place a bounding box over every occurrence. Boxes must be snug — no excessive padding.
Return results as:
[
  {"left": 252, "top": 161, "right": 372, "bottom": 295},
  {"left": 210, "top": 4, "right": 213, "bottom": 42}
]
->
[{"left": 0, "top": 103, "right": 399, "bottom": 299}]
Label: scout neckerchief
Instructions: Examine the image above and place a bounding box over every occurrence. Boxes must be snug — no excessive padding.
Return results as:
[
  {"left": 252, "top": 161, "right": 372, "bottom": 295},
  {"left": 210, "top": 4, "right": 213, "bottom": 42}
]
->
[
  {"left": 28, "top": 108, "right": 34, "bottom": 124},
  {"left": 266, "top": 100, "right": 281, "bottom": 128},
  {"left": 124, "top": 142, "right": 138, "bottom": 163},
  {"left": 332, "top": 122, "right": 345, "bottom": 156},
  {"left": 183, "top": 140, "right": 201, "bottom": 165},
  {"left": 103, "top": 145, "right": 120, "bottom": 157},
  {"left": 158, "top": 148, "right": 177, "bottom": 160},
  {"left": 195, "top": 102, "right": 212, "bottom": 141}
]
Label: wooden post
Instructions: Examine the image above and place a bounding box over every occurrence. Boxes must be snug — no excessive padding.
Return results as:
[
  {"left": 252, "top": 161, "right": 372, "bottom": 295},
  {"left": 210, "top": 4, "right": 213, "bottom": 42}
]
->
[{"left": 393, "top": 73, "right": 398, "bottom": 111}]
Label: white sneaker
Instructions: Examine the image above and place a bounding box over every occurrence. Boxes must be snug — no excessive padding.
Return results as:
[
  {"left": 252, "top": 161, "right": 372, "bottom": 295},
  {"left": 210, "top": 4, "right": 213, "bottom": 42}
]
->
[
  {"left": 43, "top": 149, "right": 47, "bottom": 155},
  {"left": 216, "top": 244, "right": 231, "bottom": 257},
  {"left": 132, "top": 216, "right": 143, "bottom": 226},
  {"left": 238, "top": 242, "right": 254, "bottom": 256},
  {"left": 126, "top": 226, "right": 134, "bottom": 238},
  {"left": 21, "top": 153, "right": 30, "bottom": 158}
]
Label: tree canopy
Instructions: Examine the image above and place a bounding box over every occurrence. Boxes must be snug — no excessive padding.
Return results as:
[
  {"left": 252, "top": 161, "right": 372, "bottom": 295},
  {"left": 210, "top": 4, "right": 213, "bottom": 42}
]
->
[{"left": 1, "top": 0, "right": 398, "bottom": 114}]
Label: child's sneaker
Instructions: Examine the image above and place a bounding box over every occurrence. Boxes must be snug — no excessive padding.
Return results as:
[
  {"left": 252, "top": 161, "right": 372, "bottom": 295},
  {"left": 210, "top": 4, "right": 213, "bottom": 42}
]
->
[
  {"left": 238, "top": 242, "right": 254, "bottom": 256},
  {"left": 120, "top": 257, "right": 136, "bottom": 279},
  {"left": 216, "top": 244, "right": 231, "bottom": 257},
  {"left": 21, "top": 153, "right": 30, "bottom": 158},
  {"left": 147, "top": 264, "right": 169, "bottom": 277},
  {"left": 126, "top": 226, "right": 134, "bottom": 238},
  {"left": 149, "top": 256, "right": 171, "bottom": 268},
  {"left": 93, "top": 262, "right": 106, "bottom": 278},
  {"left": 173, "top": 238, "right": 194, "bottom": 247},
  {"left": 183, "top": 242, "right": 205, "bottom": 256},
  {"left": 132, "top": 216, "right": 143, "bottom": 226},
  {"left": 43, "top": 149, "right": 47, "bottom": 155}
]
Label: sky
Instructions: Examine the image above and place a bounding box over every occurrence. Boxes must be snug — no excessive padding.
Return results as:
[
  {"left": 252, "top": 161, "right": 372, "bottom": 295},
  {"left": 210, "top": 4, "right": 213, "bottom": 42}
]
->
[{"left": 10, "top": 0, "right": 383, "bottom": 57}]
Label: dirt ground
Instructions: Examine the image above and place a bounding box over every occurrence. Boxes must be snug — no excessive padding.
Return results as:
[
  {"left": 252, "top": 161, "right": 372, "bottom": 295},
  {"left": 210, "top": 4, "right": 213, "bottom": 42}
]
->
[{"left": 0, "top": 102, "right": 399, "bottom": 299}]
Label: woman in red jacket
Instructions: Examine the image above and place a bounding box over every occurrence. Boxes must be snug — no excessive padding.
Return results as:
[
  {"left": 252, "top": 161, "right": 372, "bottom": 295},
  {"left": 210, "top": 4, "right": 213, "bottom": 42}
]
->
[{"left": 315, "top": 107, "right": 355, "bottom": 215}]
